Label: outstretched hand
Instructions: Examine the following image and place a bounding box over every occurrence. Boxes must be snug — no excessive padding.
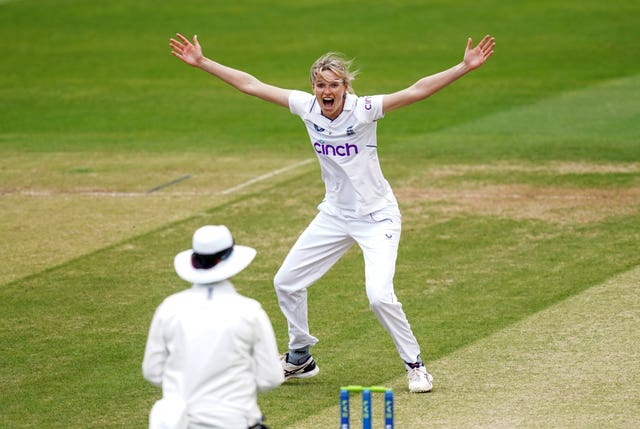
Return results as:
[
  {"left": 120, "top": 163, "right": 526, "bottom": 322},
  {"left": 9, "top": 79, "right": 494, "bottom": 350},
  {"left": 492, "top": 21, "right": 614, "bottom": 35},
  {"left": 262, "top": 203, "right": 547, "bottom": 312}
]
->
[
  {"left": 464, "top": 35, "right": 495, "bottom": 70},
  {"left": 170, "top": 33, "right": 204, "bottom": 67}
]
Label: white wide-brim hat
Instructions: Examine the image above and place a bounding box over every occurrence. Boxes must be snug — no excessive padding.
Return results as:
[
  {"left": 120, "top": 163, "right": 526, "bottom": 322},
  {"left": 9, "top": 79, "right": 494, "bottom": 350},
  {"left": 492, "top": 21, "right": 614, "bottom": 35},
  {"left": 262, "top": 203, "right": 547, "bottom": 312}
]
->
[{"left": 174, "top": 225, "right": 256, "bottom": 285}]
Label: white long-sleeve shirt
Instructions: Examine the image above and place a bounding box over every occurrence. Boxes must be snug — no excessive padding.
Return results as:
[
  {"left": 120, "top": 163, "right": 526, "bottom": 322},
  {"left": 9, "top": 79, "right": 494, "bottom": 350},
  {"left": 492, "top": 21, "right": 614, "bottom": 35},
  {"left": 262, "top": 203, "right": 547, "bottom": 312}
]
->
[{"left": 142, "top": 281, "right": 284, "bottom": 429}]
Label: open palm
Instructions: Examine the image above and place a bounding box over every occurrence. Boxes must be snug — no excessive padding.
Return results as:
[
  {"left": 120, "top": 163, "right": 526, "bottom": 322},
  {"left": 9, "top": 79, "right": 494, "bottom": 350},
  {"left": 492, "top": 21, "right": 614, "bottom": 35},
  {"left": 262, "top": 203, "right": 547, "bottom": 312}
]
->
[
  {"left": 464, "top": 35, "right": 496, "bottom": 70},
  {"left": 170, "top": 33, "right": 204, "bottom": 67}
]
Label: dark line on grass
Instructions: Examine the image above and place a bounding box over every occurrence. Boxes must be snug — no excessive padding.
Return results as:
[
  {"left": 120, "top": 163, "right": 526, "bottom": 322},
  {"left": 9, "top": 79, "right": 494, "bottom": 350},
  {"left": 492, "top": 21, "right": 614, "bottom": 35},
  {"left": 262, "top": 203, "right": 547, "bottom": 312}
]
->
[{"left": 146, "top": 175, "right": 192, "bottom": 194}]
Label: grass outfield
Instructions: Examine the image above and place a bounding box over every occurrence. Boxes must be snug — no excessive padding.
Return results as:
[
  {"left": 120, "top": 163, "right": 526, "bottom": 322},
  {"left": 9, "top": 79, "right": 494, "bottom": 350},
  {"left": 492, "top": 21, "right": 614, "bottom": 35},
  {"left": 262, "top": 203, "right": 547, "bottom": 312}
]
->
[{"left": 1, "top": 0, "right": 640, "bottom": 428}]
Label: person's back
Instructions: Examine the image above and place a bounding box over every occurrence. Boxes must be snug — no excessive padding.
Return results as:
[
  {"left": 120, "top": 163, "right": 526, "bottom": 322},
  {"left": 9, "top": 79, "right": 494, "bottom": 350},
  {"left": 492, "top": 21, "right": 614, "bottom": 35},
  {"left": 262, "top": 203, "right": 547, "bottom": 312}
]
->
[{"left": 143, "top": 225, "right": 283, "bottom": 429}]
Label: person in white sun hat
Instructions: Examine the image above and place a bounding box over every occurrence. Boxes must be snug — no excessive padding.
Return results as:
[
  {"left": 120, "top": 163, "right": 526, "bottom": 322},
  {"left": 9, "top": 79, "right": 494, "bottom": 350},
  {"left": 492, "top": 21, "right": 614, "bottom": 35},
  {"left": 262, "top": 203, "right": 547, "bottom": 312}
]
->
[
  {"left": 142, "top": 225, "right": 284, "bottom": 429},
  {"left": 170, "top": 33, "right": 495, "bottom": 393}
]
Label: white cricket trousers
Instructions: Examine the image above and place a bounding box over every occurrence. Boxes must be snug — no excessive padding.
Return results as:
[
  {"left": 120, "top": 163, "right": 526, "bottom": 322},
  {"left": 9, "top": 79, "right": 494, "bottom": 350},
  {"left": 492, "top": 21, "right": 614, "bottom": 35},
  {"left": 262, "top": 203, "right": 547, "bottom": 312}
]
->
[{"left": 273, "top": 203, "right": 422, "bottom": 363}]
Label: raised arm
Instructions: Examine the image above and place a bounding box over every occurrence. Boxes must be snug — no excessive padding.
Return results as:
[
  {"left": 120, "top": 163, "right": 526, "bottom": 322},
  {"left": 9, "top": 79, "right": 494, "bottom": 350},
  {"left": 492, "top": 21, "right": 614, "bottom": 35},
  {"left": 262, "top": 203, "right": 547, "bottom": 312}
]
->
[
  {"left": 170, "top": 33, "right": 291, "bottom": 108},
  {"left": 382, "top": 35, "right": 495, "bottom": 113}
]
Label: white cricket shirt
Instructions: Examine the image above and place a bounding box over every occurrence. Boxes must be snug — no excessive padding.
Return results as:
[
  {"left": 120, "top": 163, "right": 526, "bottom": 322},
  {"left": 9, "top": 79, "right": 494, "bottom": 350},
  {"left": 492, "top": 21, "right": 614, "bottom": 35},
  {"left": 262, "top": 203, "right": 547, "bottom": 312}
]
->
[
  {"left": 142, "top": 281, "right": 283, "bottom": 429},
  {"left": 289, "top": 91, "right": 397, "bottom": 216}
]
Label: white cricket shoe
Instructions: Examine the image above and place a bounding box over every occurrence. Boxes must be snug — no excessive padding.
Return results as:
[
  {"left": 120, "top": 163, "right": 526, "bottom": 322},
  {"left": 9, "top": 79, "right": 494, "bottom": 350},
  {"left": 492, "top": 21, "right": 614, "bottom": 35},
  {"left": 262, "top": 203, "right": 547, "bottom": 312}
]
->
[
  {"left": 407, "top": 366, "right": 434, "bottom": 393},
  {"left": 281, "top": 353, "right": 320, "bottom": 380}
]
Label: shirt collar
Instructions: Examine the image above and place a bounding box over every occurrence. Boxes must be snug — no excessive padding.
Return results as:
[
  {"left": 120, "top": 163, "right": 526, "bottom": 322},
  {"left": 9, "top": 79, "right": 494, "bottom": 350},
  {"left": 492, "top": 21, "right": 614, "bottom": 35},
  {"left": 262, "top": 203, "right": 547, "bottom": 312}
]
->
[
  {"left": 191, "top": 279, "right": 235, "bottom": 291},
  {"left": 343, "top": 93, "right": 356, "bottom": 111}
]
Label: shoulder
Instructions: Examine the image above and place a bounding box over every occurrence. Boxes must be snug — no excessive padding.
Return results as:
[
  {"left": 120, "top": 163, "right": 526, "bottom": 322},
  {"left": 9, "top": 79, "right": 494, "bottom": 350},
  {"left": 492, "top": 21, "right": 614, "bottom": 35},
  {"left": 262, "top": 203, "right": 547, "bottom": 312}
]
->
[
  {"left": 220, "top": 287, "right": 263, "bottom": 310},
  {"left": 155, "top": 289, "right": 191, "bottom": 311},
  {"left": 289, "top": 89, "right": 314, "bottom": 106},
  {"left": 352, "top": 94, "right": 382, "bottom": 108},
  {"left": 288, "top": 90, "right": 315, "bottom": 114}
]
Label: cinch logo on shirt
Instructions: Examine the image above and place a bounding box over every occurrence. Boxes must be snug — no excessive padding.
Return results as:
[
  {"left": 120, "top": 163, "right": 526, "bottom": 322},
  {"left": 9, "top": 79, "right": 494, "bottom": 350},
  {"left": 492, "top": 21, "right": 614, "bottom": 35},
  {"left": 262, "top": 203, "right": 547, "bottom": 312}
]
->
[
  {"left": 364, "top": 96, "right": 373, "bottom": 111},
  {"left": 314, "top": 140, "right": 359, "bottom": 157}
]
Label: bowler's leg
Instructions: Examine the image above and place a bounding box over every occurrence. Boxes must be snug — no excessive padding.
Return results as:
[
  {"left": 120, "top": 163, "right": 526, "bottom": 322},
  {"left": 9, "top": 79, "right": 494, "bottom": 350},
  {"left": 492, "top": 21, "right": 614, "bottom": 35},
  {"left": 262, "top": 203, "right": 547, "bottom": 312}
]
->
[
  {"left": 357, "top": 210, "right": 422, "bottom": 363},
  {"left": 357, "top": 207, "right": 433, "bottom": 392},
  {"left": 274, "top": 211, "right": 353, "bottom": 351}
]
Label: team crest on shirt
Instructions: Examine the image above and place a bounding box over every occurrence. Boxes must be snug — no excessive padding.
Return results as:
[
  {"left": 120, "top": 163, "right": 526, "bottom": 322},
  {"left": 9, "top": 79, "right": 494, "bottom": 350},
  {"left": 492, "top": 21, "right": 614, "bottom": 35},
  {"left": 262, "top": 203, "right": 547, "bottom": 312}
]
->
[{"left": 313, "top": 124, "right": 325, "bottom": 132}]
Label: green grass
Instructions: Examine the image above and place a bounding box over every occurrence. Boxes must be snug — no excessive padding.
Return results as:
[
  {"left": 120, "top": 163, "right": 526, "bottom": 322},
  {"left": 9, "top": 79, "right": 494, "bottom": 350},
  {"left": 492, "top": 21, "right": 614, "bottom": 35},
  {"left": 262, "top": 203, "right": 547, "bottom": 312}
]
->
[
  {"left": 1, "top": 0, "right": 639, "bottom": 428},
  {"left": 294, "top": 266, "right": 640, "bottom": 428}
]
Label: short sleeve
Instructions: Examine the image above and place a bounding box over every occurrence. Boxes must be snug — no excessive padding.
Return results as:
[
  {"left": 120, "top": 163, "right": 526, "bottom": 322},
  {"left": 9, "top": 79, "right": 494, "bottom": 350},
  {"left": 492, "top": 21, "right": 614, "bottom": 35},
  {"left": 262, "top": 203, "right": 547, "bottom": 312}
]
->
[
  {"left": 288, "top": 90, "right": 314, "bottom": 116},
  {"left": 356, "top": 94, "right": 385, "bottom": 122}
]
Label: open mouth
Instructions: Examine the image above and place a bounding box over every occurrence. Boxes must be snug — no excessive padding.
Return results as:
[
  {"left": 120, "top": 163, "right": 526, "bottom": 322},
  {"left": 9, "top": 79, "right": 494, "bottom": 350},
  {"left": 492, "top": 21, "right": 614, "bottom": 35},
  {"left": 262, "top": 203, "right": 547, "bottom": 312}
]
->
[{"left": 323, "top": 97, "right": 335, "bottom": 108}]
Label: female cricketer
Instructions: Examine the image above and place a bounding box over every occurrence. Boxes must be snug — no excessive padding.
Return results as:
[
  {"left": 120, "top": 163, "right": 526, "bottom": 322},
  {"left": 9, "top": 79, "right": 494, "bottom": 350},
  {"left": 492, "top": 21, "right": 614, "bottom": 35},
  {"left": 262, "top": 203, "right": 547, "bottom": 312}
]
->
[{"left": 170, "top": 33, "right": 495, "bottom": 393}]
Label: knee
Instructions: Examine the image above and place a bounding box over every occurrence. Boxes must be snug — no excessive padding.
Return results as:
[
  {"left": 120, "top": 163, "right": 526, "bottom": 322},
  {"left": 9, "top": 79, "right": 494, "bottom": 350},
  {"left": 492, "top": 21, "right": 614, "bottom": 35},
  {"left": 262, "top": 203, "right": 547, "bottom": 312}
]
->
[
  {"left": 273, "top": 268, "right": 297, "bottom": 294},
  {"left": 368, "top": 294, "right": 386, "bottom": 311},
  {"left": 273, "top": 270, "right": 286, "bottom": 292},
  {"left": 367, "top": 290, "right": 397, "bottom": 311}
]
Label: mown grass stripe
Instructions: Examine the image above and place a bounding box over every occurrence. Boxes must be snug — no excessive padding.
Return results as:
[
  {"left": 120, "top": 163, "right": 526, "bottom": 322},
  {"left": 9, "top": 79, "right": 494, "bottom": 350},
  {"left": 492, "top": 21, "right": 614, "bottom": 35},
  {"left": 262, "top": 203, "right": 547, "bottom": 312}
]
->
[{"left": 287, "top": 265, "right": 640, "bottom": 428}]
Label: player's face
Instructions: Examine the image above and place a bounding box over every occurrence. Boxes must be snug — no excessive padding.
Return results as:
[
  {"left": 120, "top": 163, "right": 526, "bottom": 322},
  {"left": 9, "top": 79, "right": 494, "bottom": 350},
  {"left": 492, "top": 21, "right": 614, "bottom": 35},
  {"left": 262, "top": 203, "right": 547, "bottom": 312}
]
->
[{"left": 313, "top": 70, "right": 348, "bottom": 120}]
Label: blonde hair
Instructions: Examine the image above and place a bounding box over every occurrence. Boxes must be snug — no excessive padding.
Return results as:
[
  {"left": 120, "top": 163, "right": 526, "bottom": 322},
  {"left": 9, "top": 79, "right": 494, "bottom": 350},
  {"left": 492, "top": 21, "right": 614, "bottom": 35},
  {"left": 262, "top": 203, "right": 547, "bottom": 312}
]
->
[{"left": 309, "top": 52, "right": 359, "bottom": 94}]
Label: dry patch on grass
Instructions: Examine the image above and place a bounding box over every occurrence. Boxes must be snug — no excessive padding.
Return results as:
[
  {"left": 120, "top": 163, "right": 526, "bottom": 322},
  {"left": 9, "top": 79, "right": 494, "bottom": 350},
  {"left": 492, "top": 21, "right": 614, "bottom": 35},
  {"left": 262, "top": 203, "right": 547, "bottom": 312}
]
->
[
  {"left": 397, "top": 162, "right": 640, "bottom": 224},
  {"left": 0, "top": 193, "right": 213, "bottom": 284},
  {"left": 423, "top": 161, "right": 640, "bottom": 177},
  {"left": 0, "top": 152, "right": 314, "bottom": 284},
  {"left": 3, "top": 158, "right": 638, "bottom": 284},
  {"left": 0, "top": 151, "right": 309, "bottom": 195},
  {"left": 401, "top": 185, "right": 640, "bottom": 223}
]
